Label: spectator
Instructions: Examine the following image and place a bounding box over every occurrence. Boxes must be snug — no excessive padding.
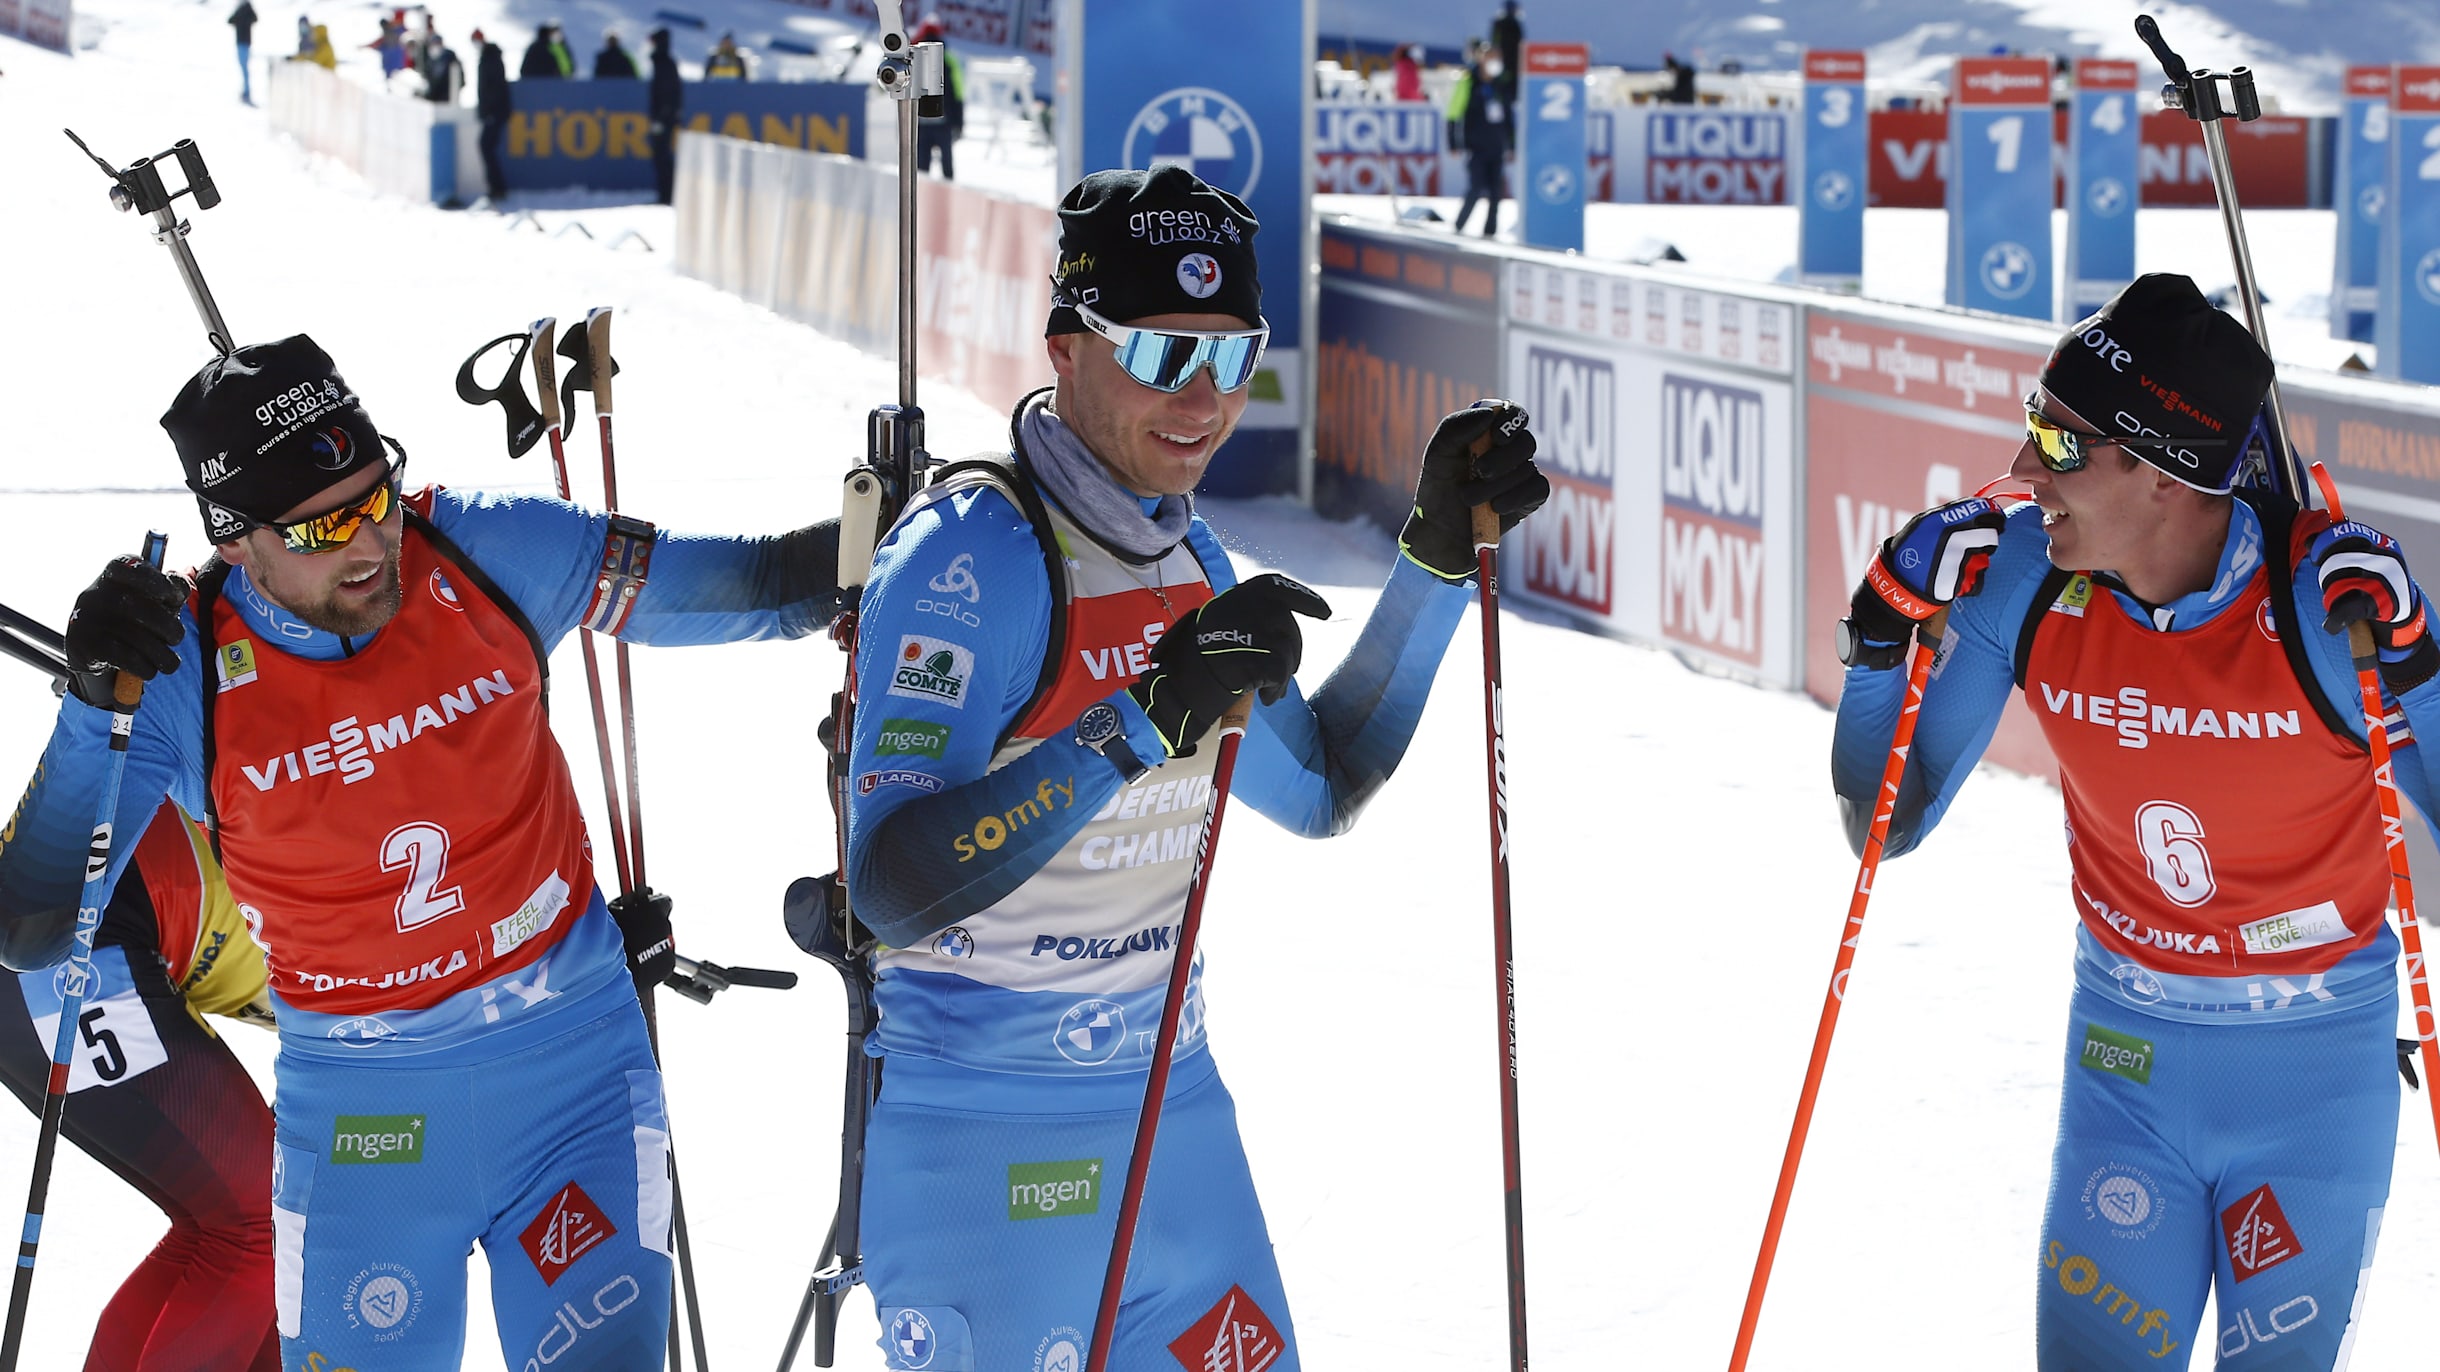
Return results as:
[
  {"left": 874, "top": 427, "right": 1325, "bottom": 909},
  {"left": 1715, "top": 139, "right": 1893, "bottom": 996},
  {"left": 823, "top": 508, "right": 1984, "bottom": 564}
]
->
[
  {"left": 474, "top": 29, "right": 509, "bottom": 201},
  {"left": 521, "top": 22, "right": 571, "bottom": 78},
  {"left": 1490, "top": 1, "right": 1522, "bottom": 100},
  {"left": 649, "top": 27, "right": 684, "bottom": 203},
  {"left": 228, "top": 1, "right": 256, "bottom": 104},
  {"left": 594, "top": 30, "right": 638, "bottom": 79},
  {"left": 422, "top": 33, "right": 462, "bottom": 103},
  {"left": 704, "top": 31, "right": 748, "bottom": 80},
  {"left": 1662, "top": 50, "right": 1696, "bottom": 104},
  {"left": 295, "top": 22, "right": 336, "bottom": 69},
  {"left": 911, "top": 15, "right": 965, "bottom": 179},
  {"left": 412, "top": 11, "right": 438, "bottom": 70},
  {"left": 295, "top": 13, "right": 312, "bottom": 55},
  {"left": 373, "top": 13, "right": 406, "bottom": 76},
  {"left": 1447, "top": 42, "right": 1512, "bottom": 237},
  {"left": 1393, "top": 43, "right": 1422, "bottom": 102}
]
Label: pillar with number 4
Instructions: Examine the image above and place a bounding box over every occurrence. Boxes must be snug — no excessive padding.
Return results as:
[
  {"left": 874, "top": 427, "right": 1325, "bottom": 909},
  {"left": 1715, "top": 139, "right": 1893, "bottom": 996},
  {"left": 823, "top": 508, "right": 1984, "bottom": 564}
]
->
[{"left": 2377, "top": 65, "right": 2440, "bottom": 383}]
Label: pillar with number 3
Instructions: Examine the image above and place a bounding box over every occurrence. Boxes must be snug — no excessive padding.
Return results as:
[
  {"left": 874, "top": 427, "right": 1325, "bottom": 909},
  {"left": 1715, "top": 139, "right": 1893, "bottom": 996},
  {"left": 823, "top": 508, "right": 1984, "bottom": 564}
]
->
[
  {"left": 1799, "top": 50, "right": 1866, "bottom": 291},
  {"left": 1519, "top": 42, "right": 1587, "bottom": 253},
  {"left": 1946, "top": 55, "right": 2054, "bottom": 321}
]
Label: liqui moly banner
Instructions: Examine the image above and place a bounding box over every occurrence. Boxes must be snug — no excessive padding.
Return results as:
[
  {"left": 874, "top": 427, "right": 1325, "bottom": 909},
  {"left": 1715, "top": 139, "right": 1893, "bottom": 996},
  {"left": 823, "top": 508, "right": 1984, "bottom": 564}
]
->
[
  {"left": 1501, "top": 257, "right": 1796, "bottom": 686},
  {"left": 2380, "top": 65, "right": 2440, "bottom": 384},
  {"left": 1607, "top": 108, "right": 1791, "bottom": 204},
  {"left": 2334, "top": 66, "right": 2391, "bottom": 344},
  {"left": 2064, "top": 59, "right": 2140, "bottom": 319},
  {"left": 1314, "top": 103, "right": 1448, "bottom": 195},
  {"left": 1947, "top": 57, "right": 2054, "bottom": 319},
  {"left": 1061, "top": 0, "right": 1311, "bottom": 496}
]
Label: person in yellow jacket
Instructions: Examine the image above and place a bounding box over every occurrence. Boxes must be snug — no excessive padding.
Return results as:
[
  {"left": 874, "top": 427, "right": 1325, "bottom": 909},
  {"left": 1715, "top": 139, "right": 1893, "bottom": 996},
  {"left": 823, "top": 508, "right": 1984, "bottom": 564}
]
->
[{"left": 290, "top": 22, "right": 337, "bottom": 70}]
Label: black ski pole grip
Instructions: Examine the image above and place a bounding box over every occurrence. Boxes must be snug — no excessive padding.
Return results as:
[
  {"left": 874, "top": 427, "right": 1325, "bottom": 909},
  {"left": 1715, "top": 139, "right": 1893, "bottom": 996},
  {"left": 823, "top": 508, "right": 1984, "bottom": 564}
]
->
[{"left": 2134, "top": 15, "right": 2189, "bottom": 87}]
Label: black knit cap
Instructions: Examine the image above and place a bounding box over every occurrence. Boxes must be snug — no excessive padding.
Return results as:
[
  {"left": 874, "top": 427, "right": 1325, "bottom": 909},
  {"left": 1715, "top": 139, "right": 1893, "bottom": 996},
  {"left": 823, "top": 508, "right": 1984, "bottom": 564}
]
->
[
  {"left": 1046, "top": 165, "right": 1262, "bottom": 337},
  {"left": 159, "top": 335, "right": 388, "bottom": 544},
  {"left": 2039, "top": 273, "right": 2273, "bottom": 494}
]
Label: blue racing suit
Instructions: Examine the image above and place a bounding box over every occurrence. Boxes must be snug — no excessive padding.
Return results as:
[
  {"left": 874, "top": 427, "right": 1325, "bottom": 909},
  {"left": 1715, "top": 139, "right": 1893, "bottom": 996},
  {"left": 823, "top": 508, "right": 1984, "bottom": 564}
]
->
[
  {"left": 1833, "top": 497, "right": 2433, "bottom": 1369},
  {"left": 0, "top": 487, "right": 837, "bottom": 1371},
  {"left": 843, "top": 435, "right": 1473, "bottom": 1371}
]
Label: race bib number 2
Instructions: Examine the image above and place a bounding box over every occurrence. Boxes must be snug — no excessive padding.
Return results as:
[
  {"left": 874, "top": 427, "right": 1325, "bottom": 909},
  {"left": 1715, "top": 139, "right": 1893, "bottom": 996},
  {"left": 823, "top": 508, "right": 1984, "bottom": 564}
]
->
[{"left": 19, "top": 945, "right": 170, "bottom": 1093}]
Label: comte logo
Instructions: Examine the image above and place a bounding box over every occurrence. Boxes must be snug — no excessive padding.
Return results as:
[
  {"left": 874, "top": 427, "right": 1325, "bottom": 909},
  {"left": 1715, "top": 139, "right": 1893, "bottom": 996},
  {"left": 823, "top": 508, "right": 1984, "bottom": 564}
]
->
[{"left": 887, "top": 635, "right": 973, "bottom": 709}]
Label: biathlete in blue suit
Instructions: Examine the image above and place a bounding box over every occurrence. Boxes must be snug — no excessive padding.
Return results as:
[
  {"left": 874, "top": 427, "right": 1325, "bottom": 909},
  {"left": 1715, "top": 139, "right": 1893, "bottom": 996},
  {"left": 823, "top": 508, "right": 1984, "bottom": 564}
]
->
[
  {"left": 1832, "top": 275, "right": 2433, "bottom": 1368},
  {"left": 0, "top": 334, "right": 843, "bottom": 1370},
  {"left": 842, "top": 166, "right": 1550, "bottom": 1371}
]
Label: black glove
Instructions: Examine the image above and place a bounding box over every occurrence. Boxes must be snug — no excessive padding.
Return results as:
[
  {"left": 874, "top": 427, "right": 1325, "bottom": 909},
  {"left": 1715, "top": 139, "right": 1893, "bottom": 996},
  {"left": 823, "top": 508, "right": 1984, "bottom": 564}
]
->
[
  {"left": 63, "top": 556, "right": 188, "bottom": 709},
  {"left": 1399, "top": 401, "right": 1548, "bottom": 582},
  {"left": 1128, "top": 573, "right": 1333, "bottom": 757},
  {"left": 1844, "top": 498, "right": 2008, "bottom": 655},
  {"left": 608, "top": 887, "right": 675, "bottom": 995}
]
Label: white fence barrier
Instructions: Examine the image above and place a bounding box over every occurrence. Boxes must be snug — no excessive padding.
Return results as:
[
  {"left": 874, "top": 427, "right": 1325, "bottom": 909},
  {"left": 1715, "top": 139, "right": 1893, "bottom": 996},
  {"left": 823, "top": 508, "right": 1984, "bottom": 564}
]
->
[{"left": 266, "top": 60, "right": 472, "bottom": 205}]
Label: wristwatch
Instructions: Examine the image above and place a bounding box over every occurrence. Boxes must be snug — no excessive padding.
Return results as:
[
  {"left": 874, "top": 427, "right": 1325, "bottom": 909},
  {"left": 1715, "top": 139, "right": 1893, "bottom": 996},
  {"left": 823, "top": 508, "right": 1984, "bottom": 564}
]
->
[
  {"left": 1834, "top": 616, "right": 1909, "bottom": 671},
  {"left": 1075, "top": 701, "right": 1150, "bottom": 783}
]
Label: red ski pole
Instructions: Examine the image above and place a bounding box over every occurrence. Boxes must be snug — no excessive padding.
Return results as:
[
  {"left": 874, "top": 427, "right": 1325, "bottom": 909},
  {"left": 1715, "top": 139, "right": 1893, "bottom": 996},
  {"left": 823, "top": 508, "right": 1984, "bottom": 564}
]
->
[
  {"left": 2308, "top": 465, "right": 2440, "bottom": 1157},
  {"left": 1085, "top": 696, "right": 1255, "bottom": 1372},
  {"left": 1470, "top": 492, "right": 1529, "bottom": 1372},
  {"left": 1728, "top": 613, "right": 1943, "bottom": 1371}
]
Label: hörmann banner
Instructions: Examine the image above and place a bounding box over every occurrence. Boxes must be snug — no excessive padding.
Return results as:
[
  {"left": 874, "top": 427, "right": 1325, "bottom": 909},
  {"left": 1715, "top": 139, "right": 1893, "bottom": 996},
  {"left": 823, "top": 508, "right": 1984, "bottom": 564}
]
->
[
  {"left": 1503, "top": 257, "right": 1798, "bottom": 686},
  {"left": 505, "top": 80, "right": 863, "bottom": 192},
  {"left": 1314, "top": 222, "right": 1505, "bottom": 534}
]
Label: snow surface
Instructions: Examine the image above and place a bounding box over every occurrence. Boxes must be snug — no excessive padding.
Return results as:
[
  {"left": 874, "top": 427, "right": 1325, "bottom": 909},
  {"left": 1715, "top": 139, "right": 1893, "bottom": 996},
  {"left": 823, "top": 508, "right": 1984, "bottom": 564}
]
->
[{"left": 1, "top": 4, "right": 2436, "bottom": 1370}]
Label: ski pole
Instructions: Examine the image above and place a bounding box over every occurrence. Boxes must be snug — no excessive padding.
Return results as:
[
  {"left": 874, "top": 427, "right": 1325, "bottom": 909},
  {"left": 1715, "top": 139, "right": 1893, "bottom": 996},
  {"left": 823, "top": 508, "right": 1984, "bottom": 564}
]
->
[
  {"left": 2133, "top": 14, "right": 2301, "bottom": 503},
  {"left": 783, "top": 10, "right": 945, "bottom": 1365},
  {"left": 1086, "top": 696, "right": 1256, "bottom": 1372},
  {"left": 0, "top": 531, "right": 166, "bottom": 1372},
  {"left": 0, "top": 604, "right": 66, "bottom": 684},
  {"left": 1469, "top": 434, "right": 1529, "bottom": 1372},
  {"left": 2306, "top": 465, "right": 2440, "bottom": 1158},
  {"left": 1728, "top": 611, "right": 1944, "bottom": 1372}
]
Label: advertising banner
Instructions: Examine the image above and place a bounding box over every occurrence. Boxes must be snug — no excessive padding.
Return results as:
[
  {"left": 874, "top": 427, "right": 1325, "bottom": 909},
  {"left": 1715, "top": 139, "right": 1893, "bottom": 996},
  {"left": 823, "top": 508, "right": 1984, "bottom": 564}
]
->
[
  {"left": 1802, "top": 307, "right": 2059, "bottom": 776},
  {"left": 1062, "top": 0, "right": 1311, "bottom": 497},
  {"left": 2334, "top": 67, "right": 2391, "bottom": 344},
  {"left": 1870, "top": 108, "right": 1948, "bottom": 208},
  {"left": 1519, "top": 43, "right": 1588, "bottom": 252},
  {"left": 2136, "top": 109, "right": 2314, "bottom": 207},
  {"left": 0, "top": 0, "right": 71, "bottom": 51},
  {"left": 1314, "top": 224, "right": 1504, "bottom": 533},
  {"left": 1502, "top": 259, "right": 1797, "bottom": 685},
  {"left": 2064, "top": 59, "right": 2140, "bottom": 319},
  {"left": 2378, "top": 65, "right": 2440, "bottom": 383},
  {"left": 1947, "top": 57, "right": 2054, "bottom": 319},
  {"left": 504, "top": 80, "right": 862, "bottom": 192},
  {"left": 1314, "top": 102, "right": 1447, "bottom": 195},
  {"left": 1799, "top": 50, "right": 1867, "bottom": 289},
  {"left": 914, "top": 179, "right": 1060, "bottom": 414},
  {"left": 1608, "top": 108, "right": 1790, "bottom": 205}
]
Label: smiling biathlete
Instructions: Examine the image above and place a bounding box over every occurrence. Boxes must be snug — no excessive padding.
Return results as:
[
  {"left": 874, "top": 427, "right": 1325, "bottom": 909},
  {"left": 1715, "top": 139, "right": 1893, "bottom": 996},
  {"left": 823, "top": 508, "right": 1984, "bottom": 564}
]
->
[
  {"left": 0, "top": 334, "right": 844, "bottom": 1370},
  {"left": 1832, "top": 275, "right": 2431, "bottom": 1368},
  {"left": 842, "top": 166, "right": 1548, "bottom": 1371}
]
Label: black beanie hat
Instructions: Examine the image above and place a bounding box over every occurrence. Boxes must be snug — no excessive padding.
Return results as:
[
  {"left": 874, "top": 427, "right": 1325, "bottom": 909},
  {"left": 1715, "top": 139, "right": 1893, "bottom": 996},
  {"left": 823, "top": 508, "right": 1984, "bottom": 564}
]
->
[
  {"left": 2039, "top": 273, "right": 2273, "bottom": 494},
  {"left": 1046, "top": 166, "right": 1262, "bottom": 337},
  {"left": 160, "top": 335, "right": 389, "bottom": 544}
]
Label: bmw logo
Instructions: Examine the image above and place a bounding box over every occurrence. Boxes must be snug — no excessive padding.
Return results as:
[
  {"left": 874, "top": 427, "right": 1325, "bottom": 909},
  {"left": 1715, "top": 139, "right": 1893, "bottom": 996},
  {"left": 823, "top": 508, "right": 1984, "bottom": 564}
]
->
[
  {"left": 1054, "top": 998, "right": 1127, "bottom": 1065},
  {"left": 1978, "top": 240, "right": 2036, "bottom": 300},
  {"left": 1812, "top": 169, "right": 1854, "bottom": 211},
  {"left": 2086, "top": 176, "right": 2127, "bottom": 217},
  {"left": 1123, "top": 87, "right": 1263, "bottom": 200},
  {"left": 890, "top": 1309, "right": 937, "bottom": 1368},
  {"left": 933, "top": 926, "right": 975, "bottom": 958},
  {"left": 2417, "top": 247, "right": 2440, "bottom": 307}
]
